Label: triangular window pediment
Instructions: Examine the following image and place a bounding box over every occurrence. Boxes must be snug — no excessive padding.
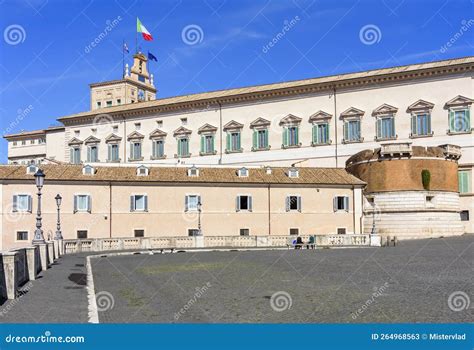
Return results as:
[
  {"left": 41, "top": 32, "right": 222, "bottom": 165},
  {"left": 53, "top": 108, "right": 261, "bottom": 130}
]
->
[
  {"left": 173, "top": 126, "right": 192, "bottom": 137},
  {"left": 223, "top": 120, "right": 244, "bottom": 130},
  {"left": 407, "top": 99, "right": 435, "bottom": 111},
  {"left": 127, "top": 131, "right": 145, "bottom": 141},
  {"left": 340, "top": 107, "right": 365, "bottom": 119},
  {"left": 84, "top": 135, "right": 101, "bottom": 144},
  {"left": 445, "top": 95, "right": 474, "bottom": 107},
  {"left": 105, "top": 133, "right": 122, "bottom": 143},
  {"left": 250, "top": 117, "right": 271, "bottom": 128},
  {"left": 68, "top": 137, "right": 83, "bottom": 146},
  {"left": 198, "top": 123, "right": 218, "bottom": 134},
  {"left": 309, "top": 110, "right": 332, "bottom": 122},
  {"left": 372, "top": 103, "right": 398, "bottom": 116},
  {"left": 279, "top": 114, "right": 302, "bottom": 126},
  {"left": 149, "top": 129, "right": 167, "bottom": 139}
]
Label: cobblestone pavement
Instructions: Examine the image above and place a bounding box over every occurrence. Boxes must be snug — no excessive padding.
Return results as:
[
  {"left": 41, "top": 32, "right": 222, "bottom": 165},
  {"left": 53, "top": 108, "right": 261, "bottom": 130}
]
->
[
  {"left": 92, "top": 236, "right": 473, "bottom": 323},
  {"left": 0, "top": 253, "right": 89, "bottom": 323}
]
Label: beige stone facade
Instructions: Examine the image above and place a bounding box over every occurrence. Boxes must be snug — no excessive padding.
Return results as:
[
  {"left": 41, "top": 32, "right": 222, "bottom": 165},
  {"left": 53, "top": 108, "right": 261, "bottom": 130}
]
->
[{"left": 3, "top": 56, "right": 474, "bottom": 237}]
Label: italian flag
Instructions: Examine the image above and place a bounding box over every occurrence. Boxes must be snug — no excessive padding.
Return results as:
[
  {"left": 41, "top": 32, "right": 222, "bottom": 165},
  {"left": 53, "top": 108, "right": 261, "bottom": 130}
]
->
[{"left": 137, "top": 18, "right": 153, "bottom": 41}]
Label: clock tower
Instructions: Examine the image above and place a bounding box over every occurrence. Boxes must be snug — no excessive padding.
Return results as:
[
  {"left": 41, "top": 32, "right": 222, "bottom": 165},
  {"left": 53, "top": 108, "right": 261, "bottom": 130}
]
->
[{"left": 89, "top": 52, "right": 157, "bottom": 110}]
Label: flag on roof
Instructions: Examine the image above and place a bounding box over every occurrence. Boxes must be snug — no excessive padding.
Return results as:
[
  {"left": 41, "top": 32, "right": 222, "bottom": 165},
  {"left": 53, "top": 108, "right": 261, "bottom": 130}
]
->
[
  {"left": 137, "top": 18, "right": 153, "bottom": 41},
  {"left": 123, "top": 42, "right": 129, "bottom": 53},
  {"left": 148, "top": 51, "right": 157, "bottom": 62}
]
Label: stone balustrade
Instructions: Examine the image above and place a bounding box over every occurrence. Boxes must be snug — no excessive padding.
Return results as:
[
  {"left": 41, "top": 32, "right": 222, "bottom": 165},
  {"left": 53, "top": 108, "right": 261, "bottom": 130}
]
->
[
  {"left": 63, "top": 234, "right": 379, "bottom": 254},
  {"left": 0, "top": 240, "right": 61, "bottom": 300}
]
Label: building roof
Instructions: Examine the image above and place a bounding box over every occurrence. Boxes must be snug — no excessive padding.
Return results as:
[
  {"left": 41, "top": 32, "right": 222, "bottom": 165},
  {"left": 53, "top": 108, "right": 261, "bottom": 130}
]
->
[
  {"left": 57, "top": 56, "right": 474, "bottom": 123},
  {"left": 0, "top": 165, "right": 366, "bottom": 186},
  {"left": 3, "top": 126, "right": 65, "bottom": 140}
]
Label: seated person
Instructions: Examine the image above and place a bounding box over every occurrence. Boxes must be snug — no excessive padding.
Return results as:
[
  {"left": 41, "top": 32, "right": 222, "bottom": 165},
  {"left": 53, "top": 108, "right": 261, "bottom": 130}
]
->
[
  {"left": 295, "top": 236, "right": 303, "bottom": 249},
  {"left": 307, "top": 235, "right": 315, "bottom": 249}
]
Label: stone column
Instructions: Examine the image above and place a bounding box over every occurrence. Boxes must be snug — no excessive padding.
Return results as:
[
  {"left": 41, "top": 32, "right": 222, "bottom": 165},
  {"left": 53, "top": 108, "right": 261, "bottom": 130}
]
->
[
  {"left": 25, "top": 246, "right": 37, "bottom": 281},
  {"left": 2, "top": 252, "right": 18, "bottom": 300},
  {"left": 36, "top": 243, "right": 48, "bottom": 271},
  {"left": 53, "top": 240, "right": 59, "bottom": 259},
  {"left": 47, "top": 242, "right": 54, "bottom": 265},
  {"left": 58, "top": 239, "right": 64, "bottom": 255}
]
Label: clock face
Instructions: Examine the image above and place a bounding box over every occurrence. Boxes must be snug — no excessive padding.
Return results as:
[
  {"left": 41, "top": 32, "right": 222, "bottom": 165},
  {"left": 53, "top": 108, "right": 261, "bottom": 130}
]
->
[{"left": 138, "top": 89, "right": 145, "bottom": 101}]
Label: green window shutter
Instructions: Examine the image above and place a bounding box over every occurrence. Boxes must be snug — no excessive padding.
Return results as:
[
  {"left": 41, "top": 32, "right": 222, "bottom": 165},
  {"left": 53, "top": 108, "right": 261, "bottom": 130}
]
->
[
  {"left": 458, "top": 171, "right": 471, "bottom": 193},
  {"left": 177, "top": 139, "right": 181, "bottom": 156},
  {"left": 312, "top": 125, "right": 316, "bottom": 144},
  {"left": 411, "top": 115, "right": 416, "bottom": 135},
  {"left": 200, "top": 136, "right": 204, "bottom": 153},
  {"left": 449, "top": 110, "right": 455, "bottom": 132},
  {"left": 211, "top": 135, "right": 215, "bottom": 152},
  {"left": 343, "top": 122, "right": 348, "bottom": 141},
  {"left": 427, "top": 114, "right": 432, "bottom": 134},
  {"left": 391, "top": 117, "right": 395, "bottom": 137},
  {"left": 295, "top": 126, "right": 299, "bottom": 144},
  {"left": 236, "top": 132, "right": 241, "bottom": 150},
  {"left": 325, "top": 123, "right": 330, "bottom": 142},
  {"left": 108, "top": 145, "right": 112, "bottom": 161},
  {"left": 283, "top": 127, "right": 288, "bottom": 146},
  {"left": 226, "top": 133, "right": 230, "bottom": 151},
  {"left": 252, "top": 130, "right": 257, "bottom": 148},
  {"left": 466, "top": 109, "right": 471, "bottom": 130},
  {"left": 376, "top": 119, "right": 382, "bottom": 138},
  {"left": 264, "top": 129, "right": 269, "bottom": 148}
]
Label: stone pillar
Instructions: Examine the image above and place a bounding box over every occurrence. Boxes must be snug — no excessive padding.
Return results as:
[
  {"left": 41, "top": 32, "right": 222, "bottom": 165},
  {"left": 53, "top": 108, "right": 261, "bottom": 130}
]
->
[
  {"left": 36, "top": 243, "right": 48, "bottom": 271},
  {"left": 47, "top": 242, "right": 54, "bottom": 265},
  {"left": 53, "top": 240, "right": 59, "bottom": 259},
  {"left": 2, "top": 252, "right": 18, "bottom": 300},
  {"left": 58, "top": 239, "right": 64, "bottom": 255},
  {"left": 195, "top": 236, "right": 204, "bottom": 248},
  {"left": 25, "top": 246, "right": 37, "bottom": 281}
]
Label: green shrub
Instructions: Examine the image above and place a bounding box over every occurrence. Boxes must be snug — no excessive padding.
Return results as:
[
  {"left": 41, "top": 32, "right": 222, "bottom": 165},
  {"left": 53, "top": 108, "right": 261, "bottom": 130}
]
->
[{"left": 421, "top": 169, "right": 431, "bottom": 190}]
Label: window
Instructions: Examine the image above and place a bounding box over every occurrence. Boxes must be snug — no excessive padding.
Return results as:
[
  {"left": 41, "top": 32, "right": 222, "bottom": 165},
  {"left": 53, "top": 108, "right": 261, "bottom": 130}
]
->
[
  {"left": 334, "top": 196, "right": 349, "bottom": 212},
  {"left": 21, "top": 140, "right": 26, "bottom": 145},
  {"left": 449, "top": 109, "right": 471, "bottom": 133},
  {"left": 156, "top": 120, "right": 163, "bottom": 128},
  {"left": 236, "top": 195, "right": 252, "bottom": 211},
  {"left": 13, "top": 194, "right": 32, "bottom": 212},
  {"left": 237, "top": 167, "right": 248, "bottom": 177},
  {"left": 130, "top": 142, "right": 142, "bottom": 160},
  {"left": 74, "top": 130, "right": 80, "bottom": 137},
  {"left": 113, "top": 126, "right": 119, "bottom": 133},
  {"left": 289, "top": 228, "right": 299, "bottom": 235},
  {"left": 12, "top": 141, "right": 17, "bottom": 146},
  {"left": 70, "top": 147, "right": 81, "bottom": 164},
  {"left": 181, "top": 118, "right": 188, "bottom": 126},
  {"left": 134, "top": 229, "right": 145, "bottom": 237},
  {"left": 83, "top": 165, "right": 95, "bottom": 175},
  {"left": 185, "top": 195, "right": 201, "bottom": 211},
  {"left": 411, "top": 113, "right": 432, "bottom": 136},
  {"left": 288, "top": 168, "right": 299, "bottom": 178},
  {"left": 108, "top": 144, "right": 120, "bottom": 162},
  {"left": 312, "top": 123, "right": 330, "bottom": 145},
  {"left": 91, "top": 128, "right": 97, "bottom": 135},
  {"left": 458, "top": 170, "right": 471, "bottom": 193},
  {"left": 30, "top": 139, "right": 35, "bottom": 144},
  {"left": 200, "top": 135, "right": 215, "bottom": 155},
  {"left": 136, "top": 166, "right": 149, "bottom": 176},
  {"left": 226, "top": 132, "right": 241, "bottom": 152},
  {"left": 116, "top": 99, "right": 121, "bottom": 105},
  {"left": 286, "top": 195, "right": 301, "bottom": 212},
  {"left": 16, "top": 231, "right": 28, "bottom": 241},
  {"left": 77, "top": 230, "right": 88, "bottom": 239},
  {"left": 138, "top": 89, "right": 145, "bottom": 101},
  {"left": 188, "top": 229, "right": 201, "bottom": 237},
  {"left": 177, "top": 137, "right": 190, "bottom": 157},
  {"left": 130, "top": 195, "right": 148, "bottom": 212},
  {"left": 97, "top": 102, "right": 101, "bottom": 108},
  {"left": 87, "top": 145, "right": 99, "bottom": 162},
  {"left": 135, "top": 123, "right": 141, "bottom": 130},
  {"left": 138, "top": 75, "right": 145, "bottom": 83},
  {"left": 253, "top": 129, "right": 269, "bottom": 150},
  {"left": 376, "top": 116, "right": 396, "bottom": 140},
  {"left": 152, "top": 140, "right": 165, "bottom": 158},
  {"left": 240, "top": 229, "right": 250, "bottom": 236},
  {"left": 26, "top": 164, "right": 38, "bottom": 174},
  {"left": 74, "top": 195, "right": 91, "bottom": 213},
  {"left": 106, "top": 101, "right": 112, "bottom": 107},
  {"left": 344, "top": 120, "right": 361, "bottom": 142},
  {"left": 283, "top": 126, "right": 299, "bottom": 147},
  {"left": 460, "top": 210, "right": 470, "bottom": 221},
  {"left": 39, "top": 138, "right": 46, "bottom": 144},
  {"left": 337, "top": 228, "right": 347, "bottom": 235},
  {"left": 188, "top": 166, "right": 199, "bottom": 177}
]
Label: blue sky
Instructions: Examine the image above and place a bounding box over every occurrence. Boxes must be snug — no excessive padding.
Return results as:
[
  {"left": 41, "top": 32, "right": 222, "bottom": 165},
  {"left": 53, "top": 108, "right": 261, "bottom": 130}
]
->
[{"left": 0, "top": 0, "right": 472, "bottom": 162}]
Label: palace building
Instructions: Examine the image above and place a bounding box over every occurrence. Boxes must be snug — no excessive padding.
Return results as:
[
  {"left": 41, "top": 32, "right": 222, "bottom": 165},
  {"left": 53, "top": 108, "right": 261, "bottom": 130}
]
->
[{"left": 2, "top": 55, "right": 473, "bottom": 249}]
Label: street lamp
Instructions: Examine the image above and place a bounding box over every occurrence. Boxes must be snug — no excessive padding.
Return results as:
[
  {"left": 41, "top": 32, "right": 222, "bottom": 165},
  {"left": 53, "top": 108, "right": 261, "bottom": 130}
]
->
[
  {"left": 55, "top": 194, "right": 63, "bottom": 240},
  {"left": 197, "top": 200, "right": 202, "bottom": 236},
  {"left": 32, "top": 169, "right": 46, "bottom": 244}
]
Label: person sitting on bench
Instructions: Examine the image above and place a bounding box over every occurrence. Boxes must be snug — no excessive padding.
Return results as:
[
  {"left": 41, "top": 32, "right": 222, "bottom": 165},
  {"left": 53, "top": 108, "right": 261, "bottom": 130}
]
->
[
  {"left": 295, "top": 236, "right": 304, "bottom": 249},
  {"left": 307, "top": 235, "right": 315, "bottom": 249}
]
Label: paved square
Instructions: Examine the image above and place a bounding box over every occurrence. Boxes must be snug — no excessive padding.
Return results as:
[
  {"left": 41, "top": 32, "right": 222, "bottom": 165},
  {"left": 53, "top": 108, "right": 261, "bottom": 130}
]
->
[{"left": 91, "top": 236, "right": 473, "bottom": 323}]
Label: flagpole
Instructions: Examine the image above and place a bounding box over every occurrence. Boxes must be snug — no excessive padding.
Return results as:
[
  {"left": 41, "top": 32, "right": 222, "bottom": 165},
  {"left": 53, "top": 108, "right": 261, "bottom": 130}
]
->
[
  {"left": 122, "top": 39, "right": 125, "bottom": 78},
  {"left": 135, "top": 17, "right": 138, "bottom": 54}
]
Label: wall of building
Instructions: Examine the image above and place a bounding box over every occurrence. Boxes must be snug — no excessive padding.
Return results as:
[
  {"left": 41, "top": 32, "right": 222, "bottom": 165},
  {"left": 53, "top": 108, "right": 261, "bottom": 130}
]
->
[{"left": 0, "top": 181, "right": 361, "bottom": 250}]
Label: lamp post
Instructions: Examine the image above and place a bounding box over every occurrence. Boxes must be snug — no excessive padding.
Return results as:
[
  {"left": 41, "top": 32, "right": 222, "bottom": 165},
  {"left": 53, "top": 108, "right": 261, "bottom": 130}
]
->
[
  {"left": 32, "top": 169, "right": 46, "bottom": 244},
  {"left": 197, "top": 200, "right": 202, "bottom": 236},
  {"left": 55, "top": 194, "right": 63, "bottom": 240}
]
